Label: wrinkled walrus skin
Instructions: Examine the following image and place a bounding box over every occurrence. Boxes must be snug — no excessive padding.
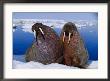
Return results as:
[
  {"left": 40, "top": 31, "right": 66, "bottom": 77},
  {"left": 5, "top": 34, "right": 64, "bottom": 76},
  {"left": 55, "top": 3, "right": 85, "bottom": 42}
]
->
[
  {"left": 25, "top": 23, "right": 63, "bottom": 64},
  {"left": 60, "top": 22, "right": 89, "bottom": 68}
]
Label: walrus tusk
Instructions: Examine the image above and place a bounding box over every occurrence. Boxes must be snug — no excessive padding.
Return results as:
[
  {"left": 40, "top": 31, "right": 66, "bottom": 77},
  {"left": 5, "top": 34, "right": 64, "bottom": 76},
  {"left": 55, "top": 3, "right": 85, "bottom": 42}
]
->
[
  {"left": 63, "top": 32, "right": 65, "bottom": 42},
  {"left": 33, "top": 30, "right": 36, "bottom": 38},
  {"left": 68, "top": 32, "right": 71, "bottom": 43},
  {"left": 39, "top": 27, "right": 44, "bottom": 35}
]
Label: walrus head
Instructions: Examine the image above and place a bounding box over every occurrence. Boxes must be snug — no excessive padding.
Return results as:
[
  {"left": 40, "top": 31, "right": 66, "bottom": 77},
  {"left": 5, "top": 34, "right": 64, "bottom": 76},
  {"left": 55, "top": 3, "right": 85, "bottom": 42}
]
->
[
  {"left": 62, "top": 22, "right": 77, "bottom": 43},
  {"left": 32, "top": 23, "right": 45, "bottom": 41}
]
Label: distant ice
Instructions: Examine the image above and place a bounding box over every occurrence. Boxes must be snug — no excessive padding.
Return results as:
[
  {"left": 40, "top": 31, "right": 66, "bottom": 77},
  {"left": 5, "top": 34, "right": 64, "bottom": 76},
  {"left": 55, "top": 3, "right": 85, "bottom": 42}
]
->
[
  {"left": 13, "top": 19, "right": 97, "bottom": 28},
  {"left": 13, "top": 55, "right": 98, "bottom": 69}
]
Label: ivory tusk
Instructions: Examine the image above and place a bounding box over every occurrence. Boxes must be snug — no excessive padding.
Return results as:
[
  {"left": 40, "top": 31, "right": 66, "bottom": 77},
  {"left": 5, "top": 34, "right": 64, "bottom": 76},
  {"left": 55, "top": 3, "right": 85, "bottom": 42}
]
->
[
  {"left": 39, "top": 27, "right": 44, "bottom": 35},
  {"left": 68, "top": 32, "right": 71, "bottom": 43},
  {"left": 33, "top": 30, "right": 36, "bottom": 38},
  {"left": 63, "top": 32, "right": 65, "bottom": 42}
]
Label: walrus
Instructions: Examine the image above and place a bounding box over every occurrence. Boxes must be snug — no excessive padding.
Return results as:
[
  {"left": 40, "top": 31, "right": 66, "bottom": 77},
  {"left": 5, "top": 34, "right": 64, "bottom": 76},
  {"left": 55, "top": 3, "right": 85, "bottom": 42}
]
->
[
  {"left": 60, "top": 22, "right": 89, "bottom": 68},
  {"left": 25, "top": 23, "right": 63, "bottom": 64}
]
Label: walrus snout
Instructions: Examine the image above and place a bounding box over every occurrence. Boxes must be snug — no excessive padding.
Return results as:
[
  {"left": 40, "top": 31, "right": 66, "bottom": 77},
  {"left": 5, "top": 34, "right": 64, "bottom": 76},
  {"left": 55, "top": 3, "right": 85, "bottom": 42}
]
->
[
  {"left": 32, "top": 23, "right": 45, "bottom": 41},
  {"left": 62, "top": 22, "right": 76, "bottom": 43}
]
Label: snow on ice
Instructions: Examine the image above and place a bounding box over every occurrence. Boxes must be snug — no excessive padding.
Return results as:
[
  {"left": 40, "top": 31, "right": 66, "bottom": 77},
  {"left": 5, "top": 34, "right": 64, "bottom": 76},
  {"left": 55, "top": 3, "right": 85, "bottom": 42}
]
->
[{"left": 13, "top": 55, "right": 98, "bottom": 69}]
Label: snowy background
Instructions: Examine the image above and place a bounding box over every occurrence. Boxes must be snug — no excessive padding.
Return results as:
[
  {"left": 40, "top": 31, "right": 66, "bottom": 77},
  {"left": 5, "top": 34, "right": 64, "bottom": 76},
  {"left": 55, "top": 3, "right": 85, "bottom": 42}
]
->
[{"left": 13, "top": 12, "right": 98, "bottom": 69}]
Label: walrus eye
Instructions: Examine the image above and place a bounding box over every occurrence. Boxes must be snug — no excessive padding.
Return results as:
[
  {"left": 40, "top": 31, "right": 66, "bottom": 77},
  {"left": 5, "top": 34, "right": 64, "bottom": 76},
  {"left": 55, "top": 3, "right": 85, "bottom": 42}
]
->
[
  {"left": 39, "top": 27, "right": 44, "bottom": 35},
  {"left": 63, "top": 32, "right": 65, "bottom": 42},
  {"left": 68, "top": 32, "right": 71, "bottom": 43}
]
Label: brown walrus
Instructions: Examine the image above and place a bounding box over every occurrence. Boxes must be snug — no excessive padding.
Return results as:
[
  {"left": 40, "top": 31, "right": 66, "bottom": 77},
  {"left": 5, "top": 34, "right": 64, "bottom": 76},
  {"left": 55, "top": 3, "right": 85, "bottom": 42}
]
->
[
  {"left": 25, "top": 23, "right": 63, "bottom": 64},
  {"left": 60, "top": 22, "right": 89, "bottom": 68}
]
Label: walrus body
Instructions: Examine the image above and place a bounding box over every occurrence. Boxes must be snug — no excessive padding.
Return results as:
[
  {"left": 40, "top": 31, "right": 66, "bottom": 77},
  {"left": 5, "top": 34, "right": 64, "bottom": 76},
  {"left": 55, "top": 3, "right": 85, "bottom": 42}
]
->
[
  {"left": 60, "top": 22, "right": 89, "bottom": 68},
  {"left": 25, "top": 23, "right": 63, "bottom": 64}
]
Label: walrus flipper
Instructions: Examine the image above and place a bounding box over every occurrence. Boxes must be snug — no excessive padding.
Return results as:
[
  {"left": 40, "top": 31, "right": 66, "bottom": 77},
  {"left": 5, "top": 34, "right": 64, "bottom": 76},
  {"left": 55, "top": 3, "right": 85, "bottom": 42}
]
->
[{"left": 25, "top": 42, "right": 39, "bottom": 62}]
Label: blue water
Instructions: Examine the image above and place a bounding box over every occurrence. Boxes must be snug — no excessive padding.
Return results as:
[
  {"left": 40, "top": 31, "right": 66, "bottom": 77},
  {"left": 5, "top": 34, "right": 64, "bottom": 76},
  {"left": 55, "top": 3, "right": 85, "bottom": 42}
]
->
[
  {"left": 13, "top": 27, "right": 34, "bottom": 55},
  {"left": 13, "top": 26, "right": 98, "bottom": 60}
]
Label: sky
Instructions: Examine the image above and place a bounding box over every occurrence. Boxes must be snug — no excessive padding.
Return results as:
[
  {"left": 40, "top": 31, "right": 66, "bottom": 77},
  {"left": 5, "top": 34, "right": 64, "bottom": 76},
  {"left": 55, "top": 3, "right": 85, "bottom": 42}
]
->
[{"left": 13, "top": 12, "right": 98, "bottom": 21}]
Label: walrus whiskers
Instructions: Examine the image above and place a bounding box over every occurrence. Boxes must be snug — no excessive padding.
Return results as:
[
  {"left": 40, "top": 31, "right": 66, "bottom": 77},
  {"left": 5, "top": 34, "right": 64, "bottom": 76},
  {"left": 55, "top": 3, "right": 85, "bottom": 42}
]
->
[{"left": 63, "top": 32, "right": 65, "bottom": 42}]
